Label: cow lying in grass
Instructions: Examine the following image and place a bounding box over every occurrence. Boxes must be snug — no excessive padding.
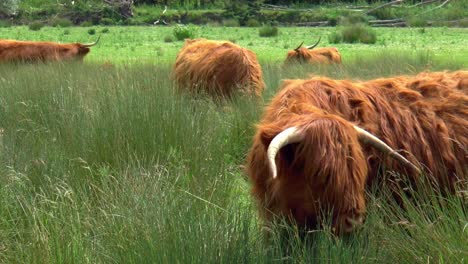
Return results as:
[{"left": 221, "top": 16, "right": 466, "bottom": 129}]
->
[
  {"left": 0, "top": 36, "right": 100, "bottom": 62},
  {"left": 285, "top": 37, "right": 342, "bottom": 65}
]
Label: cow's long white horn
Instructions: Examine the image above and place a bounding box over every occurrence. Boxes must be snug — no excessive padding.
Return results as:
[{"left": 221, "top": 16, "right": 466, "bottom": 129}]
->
[
  {"left": 267, "top": 127, "right": 304, "bottom": 179},
  {"left": 82, "top": 35, "right": 101, "bottom": 47},
  {"left": 353, "top": 126, "right": 421, "bottom": 173},
  {"left": 306, "top": 36, "right": 321, "bottom": 50}
]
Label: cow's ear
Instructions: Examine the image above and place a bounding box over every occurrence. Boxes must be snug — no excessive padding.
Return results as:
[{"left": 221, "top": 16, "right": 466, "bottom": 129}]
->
[
  {"left": 260, "top": 131, "right": 272, "bottom": 149},
  {"left": 259, "top": 126, "right": 279, "bottom": 149}
]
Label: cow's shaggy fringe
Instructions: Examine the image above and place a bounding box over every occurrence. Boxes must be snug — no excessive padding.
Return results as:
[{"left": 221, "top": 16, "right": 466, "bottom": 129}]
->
[
  {"left": 172, "top": 38, "right": 265, "bottom": 99},
  {"left": 285, "top": 47, "right": 342, "bottom": 65},
  {"left": 247, "top": 70, "right": 467, "bottom": 234},
  {"left": 0, "top": 39, "right": 98, "bottom": 62}
]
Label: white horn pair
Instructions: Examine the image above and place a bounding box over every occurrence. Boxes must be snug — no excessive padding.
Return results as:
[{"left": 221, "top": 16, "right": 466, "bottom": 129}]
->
[{"left": 267, "top": 126, "right": 421, "bottom": 179}]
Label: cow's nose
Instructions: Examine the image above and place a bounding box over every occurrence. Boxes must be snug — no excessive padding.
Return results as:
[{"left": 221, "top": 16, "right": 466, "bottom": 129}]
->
[{"left": 334, "top": 214, "right": 364, "bottom": 234}]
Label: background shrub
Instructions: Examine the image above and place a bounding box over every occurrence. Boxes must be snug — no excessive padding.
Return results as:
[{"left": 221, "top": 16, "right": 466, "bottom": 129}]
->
[
  {"left": 341, "top": 23, "right": 377, "bottom": 44},
  {"left": 173, "top": 24, "right": 198, "bottom": 41},
  {"left": 0, "top": 20, "right": 12, "bottom": 27},
  {"left": 50, "top": 17, "right": 72, "bottom": 27},
  {"left": 339, "top": 13, "right": 368, "bottom": 25},
  {"left": 222, "top": 19, "right": 240, "bottom": 27},
  {"left": 164, "top": 35, "right": 174, "bottom": 43},
  {"left": 28, "top": 21, "right": 44, "bottom": 31},
  {"left": 88, "top": 28, "right": 96, "bottom": 35},
  {"left": 101, "top": 28, "right": 110, "bottom": 33},
  {"left": 258, "top": 25, "right": 278, "bottom": 37},
  {"left": 246, "top": 18, "right": 260, "bottom": 27},
  {"left": 359, "top": 27, "right": 377, "bottom": 44},
  {"left": 100, "top": 18, "right": 115, "bottom": 26},
  {"left": 408, "top": 16, "right": 428, "bottom": 27},
  {"left": 80, "top": 21, "right": 93, "bottom": 27},
  {"left": 328, "top": 31, "right": 342, "bottom": 44}
]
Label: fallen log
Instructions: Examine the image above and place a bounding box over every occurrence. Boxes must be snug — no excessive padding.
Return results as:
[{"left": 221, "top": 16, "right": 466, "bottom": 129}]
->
[{"left": 294, "top": 21, "right": 329, "bottom": 27}]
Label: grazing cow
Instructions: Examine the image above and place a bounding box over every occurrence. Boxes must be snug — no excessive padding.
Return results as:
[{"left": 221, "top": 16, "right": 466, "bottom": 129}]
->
[
  {"left": 172, "top": 38, "right": 265, "bottom": 99},
  {"left": 0, "top": 36, "right": 100, "bottom": 63},
  {"left": 285, "top": 37, "right": 342, "bottom": 65},
  {"left": 246, "top": 71, "right": 467, "bottom": 235}
]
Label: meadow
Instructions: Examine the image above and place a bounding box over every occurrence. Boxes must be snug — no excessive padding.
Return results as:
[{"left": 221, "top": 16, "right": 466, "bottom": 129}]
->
[{"left": 0, "top": 26, "right": 467, "bottom": 263}]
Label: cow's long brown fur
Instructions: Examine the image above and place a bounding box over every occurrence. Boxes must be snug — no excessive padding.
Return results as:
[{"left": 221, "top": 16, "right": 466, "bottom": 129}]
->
[
  {"left": 246, "top": 70, "right": 467, "bottom": 234},
  {"left": 285, "top": 47, "right": 342, "bottom": 65},
  {"left": 172, "top": 38, "right": 265, "bottom": 98},
  {"left": 0, "top": 39, "right": 94, "bottom": 62}
]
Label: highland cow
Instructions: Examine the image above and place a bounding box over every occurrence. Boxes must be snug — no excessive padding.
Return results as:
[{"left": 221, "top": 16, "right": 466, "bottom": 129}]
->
[
  {"left": 285, "top": 37, "right": 342, "bottom": 65},
  {"left": 172, "top": 38, "right": 265, "bottom": 99},
  {"left": 246, "top": 71, "right": 467, "bottom": 234},
  {"left": 0, "top": 36, "right": 100, "bottom": 63}
]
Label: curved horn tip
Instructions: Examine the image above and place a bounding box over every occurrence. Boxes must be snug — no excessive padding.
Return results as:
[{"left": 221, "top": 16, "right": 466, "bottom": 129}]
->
[
  {"left": 353, "top": 125, "right": 421, "bottom": 173},
  {"left": 83, "top": 35, "right": 101, "bottom": 47},
  {"left": 306, "top": 36, "right": 321, "bottom": 49},
  {"left": 294, "top": 41, "right": 304, "bottom": 51},
  {"left": 267, "top": 127, "right": 303, "bottom": 179}
]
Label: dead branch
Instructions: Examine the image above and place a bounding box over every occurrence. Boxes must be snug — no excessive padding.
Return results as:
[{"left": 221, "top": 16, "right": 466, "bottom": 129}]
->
[
  {"left": 411, "top": 0, "right": 441, "bottom": 7},
  {"left": 294, "top": 21, "right": 329, "bottom": 27},
  {"left": 371, "top": 21, "right": 408, "bottom": 27},
  {"left": 417, "top": 0, "right": 453, "bottom": 16},
  {"left": 436, "top": 0, "right": 452, "bottom": 8},
  {"left": 261, "top": 4, "right": 288, "bottom": 10},
  {"left": 346, "top": 5, "right": 370, "bottom": 9},
  {"left": 369, "top": 18, "right": 405, "bottom": 24},
  {"left": 365, "top": 0, "right": 405, "bottom": 14}
]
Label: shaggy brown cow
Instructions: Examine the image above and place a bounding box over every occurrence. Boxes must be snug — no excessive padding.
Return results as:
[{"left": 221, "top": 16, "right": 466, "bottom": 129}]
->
[
  {"left": 172, "top": 38, "right": 265, "bottom": 99},
  {"left": 285, "top": 37, "right": 342, "bottom": 65},
  {"left": 246, "top": 71, "right": 467, "bottom": 235},
  {"left": 0, "top": 36, "right": 100, "bottom": 62}
]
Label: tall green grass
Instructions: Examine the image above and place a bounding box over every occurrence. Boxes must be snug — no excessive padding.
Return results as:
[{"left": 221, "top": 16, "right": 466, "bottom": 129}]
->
[{"left": 0, "top": 54, "right": 466, "bottom": 263}]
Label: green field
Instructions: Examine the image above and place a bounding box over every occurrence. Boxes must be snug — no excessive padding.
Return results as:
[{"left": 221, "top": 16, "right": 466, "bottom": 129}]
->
[
  {"left": 0, "top": 26, "right": 467, "bottom": 263},
  {"left": 1, "top": 26, "right": 467, "bottom": 64}
]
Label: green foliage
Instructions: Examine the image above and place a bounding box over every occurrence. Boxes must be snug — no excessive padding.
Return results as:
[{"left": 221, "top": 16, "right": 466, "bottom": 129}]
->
[
  {"left": 88, "top": 28, "right": 96, "bottom": 35},
  {"left": 0, "top": 0, "right": 18, "bottom": 16},
  {"left": 173, "top": 24, "right": 198, "bottom": 41},
  {"left": 164, "top": 35, "right": 174, "bottom": 42},
  {"left": 50, "top": 17, "right": 73, "bottom": 27},
  {"left": 101, "top": 17, "right": 115, "bottom": 25},
  {"left": 328, "top": 31, "right": 342, "bottom": 44},
  {"left": 101, "top": 27, "right": 110, "bottom": 33},
  {"left": 28, "top": 21, "right": 44, "bottom": 31},
  {"left": 258, "top": 24, "right": 278, "bottom": 37},
  {"left": 246, "top": 18, "right": 260, "bottom": 27},
  {"left": 0, "top": 20, "right": 12, "bottom": 27},
  {"left": 340, "top": 23, "right": 377, "bottom": 44},
  {"left": 222, "top": 18, "right": 240, "bottom": 27},
  {"left": 224, "top": 0, "right": 263, "bottom": 26},
  {"left": 339, "top": 13, "right": 368, "bottom": 25},
  {"left": 408, "top": 16, "right": 428, "bottom": 27},
  {"left": 63, "top": 29, "right": 70, "bottom": 35},
  {"left": 80, "top": 21, "right": 93, "bottom": 27}
]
